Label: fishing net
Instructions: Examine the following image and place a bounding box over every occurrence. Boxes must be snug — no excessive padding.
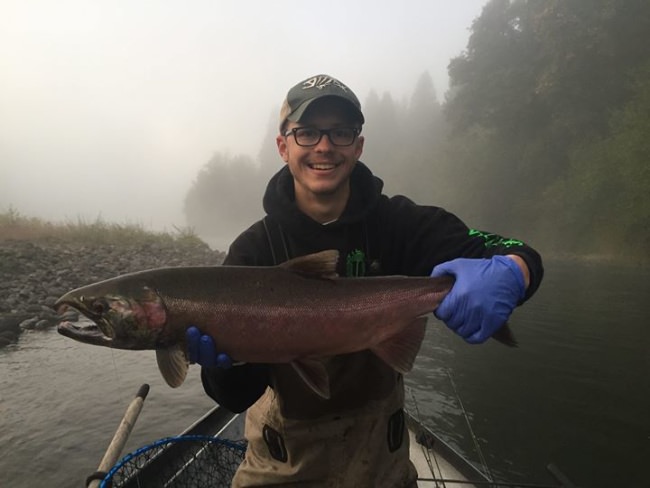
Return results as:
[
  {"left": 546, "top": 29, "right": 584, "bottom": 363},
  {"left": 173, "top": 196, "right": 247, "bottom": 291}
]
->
[{"left": 98, "top": 435, "right": 247, "bottom": 488}]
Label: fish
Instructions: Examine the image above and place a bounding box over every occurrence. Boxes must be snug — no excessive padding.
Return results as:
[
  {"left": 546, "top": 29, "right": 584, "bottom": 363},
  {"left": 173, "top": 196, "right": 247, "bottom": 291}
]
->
[{"left": 55, "top": 250, "right": 516, "bottom": 398}]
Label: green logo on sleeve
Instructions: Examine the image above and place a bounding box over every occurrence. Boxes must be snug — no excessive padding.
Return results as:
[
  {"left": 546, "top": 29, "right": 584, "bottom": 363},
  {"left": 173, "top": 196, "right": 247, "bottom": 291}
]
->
[{"left": 469, "top": 229, "right": 524, "bottom": 248}]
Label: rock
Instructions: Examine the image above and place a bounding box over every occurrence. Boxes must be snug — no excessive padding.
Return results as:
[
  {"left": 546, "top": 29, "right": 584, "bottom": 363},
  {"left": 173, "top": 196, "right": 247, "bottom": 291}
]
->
[
  {"left": 34, "top": 319, "right": 53, "bottom": 330},
  {"left": 0, "top": 330, "right": 18, "bottom": 342},
  {"left": 0, "top": 313, "right": 31, "bottom": 333},
  {"left": 38, "top": 306, "right": 58, "bottom": 320},
  {"left": 25, "top": 304, "right": 44, "bottom": 314},
  {"left": 19, "top": 317, "right": 39, "bottom": 330}
]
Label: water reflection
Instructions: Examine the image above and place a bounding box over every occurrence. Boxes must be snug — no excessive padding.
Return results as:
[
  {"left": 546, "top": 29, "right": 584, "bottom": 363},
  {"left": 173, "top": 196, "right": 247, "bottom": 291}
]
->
[{"left": 406, "top": 262, "right": 650, "bottom": 487}]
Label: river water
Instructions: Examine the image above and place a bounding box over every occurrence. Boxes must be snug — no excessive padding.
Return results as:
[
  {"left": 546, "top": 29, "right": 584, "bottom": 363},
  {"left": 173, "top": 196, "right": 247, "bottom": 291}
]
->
[{"left": 1, "top": 261, "right": 648, "bottom": 488}]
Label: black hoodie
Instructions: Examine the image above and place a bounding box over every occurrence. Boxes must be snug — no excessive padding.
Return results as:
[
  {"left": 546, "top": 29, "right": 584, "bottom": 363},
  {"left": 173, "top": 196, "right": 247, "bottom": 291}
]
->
[{"left": 201, "top": 162, "right": 543, "bottom": 414}]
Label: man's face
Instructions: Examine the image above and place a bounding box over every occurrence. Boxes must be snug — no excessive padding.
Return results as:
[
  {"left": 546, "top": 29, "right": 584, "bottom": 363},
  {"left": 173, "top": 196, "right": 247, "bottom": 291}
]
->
[{"left": 276, "top": 98, "right": 364, "bottom": 208}]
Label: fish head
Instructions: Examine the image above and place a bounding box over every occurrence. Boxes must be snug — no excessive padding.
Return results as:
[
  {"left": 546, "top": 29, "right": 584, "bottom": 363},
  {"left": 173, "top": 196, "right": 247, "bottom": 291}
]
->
[{"left": 55, "top": 278, "right": 168, "bottom": 350}]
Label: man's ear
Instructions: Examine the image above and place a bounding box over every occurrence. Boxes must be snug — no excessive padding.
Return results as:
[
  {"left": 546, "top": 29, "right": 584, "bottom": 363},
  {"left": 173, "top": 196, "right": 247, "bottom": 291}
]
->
[
  {"left": 276, "top": 134, "right": 289, "bottom": 162},
  {"left": 354, "top": 135, "right": 364, "bottom": 160}
]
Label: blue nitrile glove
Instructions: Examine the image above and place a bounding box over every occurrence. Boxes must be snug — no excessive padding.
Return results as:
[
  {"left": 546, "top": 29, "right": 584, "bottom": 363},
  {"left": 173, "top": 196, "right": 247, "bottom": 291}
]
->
[
  {"left": 186, "top": 326, "right": 233, "bottom": 369},
  {"left": 430, "top": 256, "right": 526, "bottom": 344}
]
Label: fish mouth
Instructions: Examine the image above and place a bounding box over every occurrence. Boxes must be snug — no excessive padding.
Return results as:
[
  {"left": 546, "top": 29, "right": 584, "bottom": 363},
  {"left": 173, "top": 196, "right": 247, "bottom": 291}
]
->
[
  {"left": 55, "top": 300, "right": 151, "bottom": 350},
  {"left": 57, "top": 320, "right": 113, "bottom": 346},
  {"left": 55, "top": 299, "right": 116, "bottom": 339}
]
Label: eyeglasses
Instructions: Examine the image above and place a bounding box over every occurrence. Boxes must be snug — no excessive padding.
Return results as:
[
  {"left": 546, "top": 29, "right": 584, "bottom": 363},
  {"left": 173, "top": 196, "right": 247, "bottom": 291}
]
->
[{"left": 284, "top": 127, "right": 360, "bottom": 147}]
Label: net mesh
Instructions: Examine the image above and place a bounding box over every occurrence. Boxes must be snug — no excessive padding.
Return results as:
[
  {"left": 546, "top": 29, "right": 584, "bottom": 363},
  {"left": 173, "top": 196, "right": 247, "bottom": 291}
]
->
[{"left": 100, "top": 435, "right": 247, "bottom": 488}]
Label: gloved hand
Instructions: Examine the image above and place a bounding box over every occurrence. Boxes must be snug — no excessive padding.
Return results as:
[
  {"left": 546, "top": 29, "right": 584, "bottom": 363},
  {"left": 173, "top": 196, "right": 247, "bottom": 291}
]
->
[
  {"left": 186, "top": 326, "right": 233, "bottom": 369},
  {"left": 430, "top": 256, "right": 526, "bottom": 344}
]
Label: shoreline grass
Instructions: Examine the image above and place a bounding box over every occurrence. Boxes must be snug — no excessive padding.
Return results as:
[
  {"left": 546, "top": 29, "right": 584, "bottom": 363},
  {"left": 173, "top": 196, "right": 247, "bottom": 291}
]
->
[{"left": 0, "top": 207, "right": 205, "bottom": 247}]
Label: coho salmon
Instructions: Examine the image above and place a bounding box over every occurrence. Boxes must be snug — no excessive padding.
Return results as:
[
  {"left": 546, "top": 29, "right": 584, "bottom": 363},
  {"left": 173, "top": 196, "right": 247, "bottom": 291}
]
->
[{"left": 55, "top": 250, "right": 515, "bottom": 398}]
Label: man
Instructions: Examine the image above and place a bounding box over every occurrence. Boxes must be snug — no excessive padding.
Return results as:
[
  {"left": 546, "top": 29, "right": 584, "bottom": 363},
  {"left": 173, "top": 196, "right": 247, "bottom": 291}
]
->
[{"left": 187, "top": 74, "right": 543, "bottom": 487}]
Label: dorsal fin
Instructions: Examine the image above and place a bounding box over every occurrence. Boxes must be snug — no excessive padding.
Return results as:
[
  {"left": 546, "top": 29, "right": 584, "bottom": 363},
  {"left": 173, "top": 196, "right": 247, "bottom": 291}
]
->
[{"left": 279, "top": 250, "right": 339, "bottom": 279}]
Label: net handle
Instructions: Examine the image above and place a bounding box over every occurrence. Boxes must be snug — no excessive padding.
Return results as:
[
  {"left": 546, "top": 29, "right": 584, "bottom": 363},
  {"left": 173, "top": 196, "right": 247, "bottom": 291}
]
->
[{"left": 87, "top": 384, "right": 150, "bottom": 488}]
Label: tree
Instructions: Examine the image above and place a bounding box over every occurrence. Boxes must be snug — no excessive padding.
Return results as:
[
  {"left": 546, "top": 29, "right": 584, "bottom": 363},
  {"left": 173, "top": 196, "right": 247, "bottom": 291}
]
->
[
  {"left": 543, "top": 62, "right": 650, "bottom": 257},
  {"left": 441, "top": 0, "right": 650, "bottom": 260},
  {"left": 184, "top": 152, "right": 265, "bottom": 244},
  {"left": 257, "top": 108, "right": 285, "bottom": 184},
  {"left": 359, "top": 90, "right": 406, "bottom": 194}
]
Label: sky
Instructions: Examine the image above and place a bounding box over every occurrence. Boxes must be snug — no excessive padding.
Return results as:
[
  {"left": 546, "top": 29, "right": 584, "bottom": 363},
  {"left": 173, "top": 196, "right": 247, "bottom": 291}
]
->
[{"left": 1, "top": 0, "right": 486, "bottom": 239}]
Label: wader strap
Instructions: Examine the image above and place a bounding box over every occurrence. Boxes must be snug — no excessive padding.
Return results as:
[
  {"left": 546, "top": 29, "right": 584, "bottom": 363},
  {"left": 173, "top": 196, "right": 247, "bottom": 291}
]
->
[{"left": 263, "top": 216, "right": 290, "bottom": 265}]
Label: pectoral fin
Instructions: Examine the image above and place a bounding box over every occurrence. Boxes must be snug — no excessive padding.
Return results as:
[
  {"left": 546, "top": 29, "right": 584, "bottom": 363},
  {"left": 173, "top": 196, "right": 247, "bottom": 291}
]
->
[
  {"left": 291, "top": 358, "right": 331, "bottom": 399},
  {"left": 371, "top": 317, "right": 427, "bottom": 374},
  {"left": 156, "top": 345, "right": 189, "bottom": 388}
]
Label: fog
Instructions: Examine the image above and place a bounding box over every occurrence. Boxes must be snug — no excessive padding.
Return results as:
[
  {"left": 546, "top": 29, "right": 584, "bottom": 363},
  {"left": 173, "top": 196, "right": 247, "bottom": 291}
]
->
[{"left": 1, "top": 0, "right": 485, "bottom": 246}]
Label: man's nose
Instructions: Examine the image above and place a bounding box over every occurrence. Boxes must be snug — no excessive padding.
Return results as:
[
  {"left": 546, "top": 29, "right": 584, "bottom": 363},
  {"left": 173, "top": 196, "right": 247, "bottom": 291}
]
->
[{"left": 313, "top": 132, "right": 335, "bottom": 151}]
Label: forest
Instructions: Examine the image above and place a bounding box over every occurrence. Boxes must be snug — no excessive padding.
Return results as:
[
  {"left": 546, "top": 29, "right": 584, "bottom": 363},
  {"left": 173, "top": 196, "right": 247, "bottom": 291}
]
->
[{"left": 184, "top": 0, "right": 650, "bottom": 262}]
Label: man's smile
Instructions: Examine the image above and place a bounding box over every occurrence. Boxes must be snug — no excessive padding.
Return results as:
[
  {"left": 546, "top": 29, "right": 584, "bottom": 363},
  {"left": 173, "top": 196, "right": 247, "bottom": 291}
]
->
[
  {"left": 309, "top": 163, "right": 338, "bottom": 170},
  {"left": 307, "top": 161, "right": 341, "bottom": 171}
]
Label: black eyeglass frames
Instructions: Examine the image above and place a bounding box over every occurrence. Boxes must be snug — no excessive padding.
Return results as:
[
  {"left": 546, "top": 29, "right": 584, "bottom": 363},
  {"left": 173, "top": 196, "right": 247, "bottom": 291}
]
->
[{"left": 283, "top": 127, "right": 360, "bottom": 147}]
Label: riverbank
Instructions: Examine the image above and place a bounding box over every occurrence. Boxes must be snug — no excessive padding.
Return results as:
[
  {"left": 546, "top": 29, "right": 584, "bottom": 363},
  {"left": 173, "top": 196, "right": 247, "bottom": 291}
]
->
[{"left": 0, "top": 236, "right": 225, "bottom": 348}]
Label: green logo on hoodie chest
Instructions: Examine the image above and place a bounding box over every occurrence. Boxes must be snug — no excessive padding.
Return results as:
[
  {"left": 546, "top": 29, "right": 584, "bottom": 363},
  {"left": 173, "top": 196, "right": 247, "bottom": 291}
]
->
[{"left": 346, "top": 249, "right": 366, "bottom": 277}]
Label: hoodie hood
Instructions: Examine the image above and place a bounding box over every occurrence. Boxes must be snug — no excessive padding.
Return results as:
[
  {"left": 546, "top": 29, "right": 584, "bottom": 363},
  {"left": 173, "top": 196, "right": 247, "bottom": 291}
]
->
[{"left": 262, "top": 162, "right": 384, "bottom": 233}]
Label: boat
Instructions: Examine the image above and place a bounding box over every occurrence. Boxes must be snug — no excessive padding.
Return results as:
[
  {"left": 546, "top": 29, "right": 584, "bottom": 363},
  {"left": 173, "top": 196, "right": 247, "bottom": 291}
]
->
[{"left": 96, "top": 404, "right": 576, "bottom": 488}]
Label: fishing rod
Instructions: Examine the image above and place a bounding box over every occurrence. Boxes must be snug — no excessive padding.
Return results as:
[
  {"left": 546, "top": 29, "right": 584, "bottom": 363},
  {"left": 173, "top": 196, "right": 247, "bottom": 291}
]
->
[
  {"left": 443, "top": 371, "right": 580, "bottom": 488},
  {"left": 409, "top": 385, "right": 499, "bottom": 487},
  {"left": 408, "top": 383, "right": 578, "bottom": 488},
  {"left": 446, "top": 369, "right": 495, "bottom": 482},
  {"left": 408, "top": 388, "right": 449, "bottom": 484}
]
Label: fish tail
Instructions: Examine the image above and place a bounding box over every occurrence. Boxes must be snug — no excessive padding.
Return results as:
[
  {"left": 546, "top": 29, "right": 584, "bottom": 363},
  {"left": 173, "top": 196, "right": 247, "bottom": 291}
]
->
[{"left": 492, "top": 323, "right": 518, "bottom": 347}]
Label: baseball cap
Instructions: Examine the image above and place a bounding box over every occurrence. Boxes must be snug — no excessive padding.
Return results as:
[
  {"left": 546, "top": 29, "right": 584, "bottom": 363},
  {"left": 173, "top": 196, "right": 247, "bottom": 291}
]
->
[{"left": 279, "top": 74, "right": 365, "bottom": 130}]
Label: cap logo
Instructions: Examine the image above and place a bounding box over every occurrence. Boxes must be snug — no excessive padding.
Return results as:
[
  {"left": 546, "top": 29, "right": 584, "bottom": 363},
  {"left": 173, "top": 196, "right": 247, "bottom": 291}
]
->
[
  {"left": 279, "top": 74, "right": 364, "bottom": 129},
  {"left": 302, "top": 75, "right": 350, "bottom": 92}
]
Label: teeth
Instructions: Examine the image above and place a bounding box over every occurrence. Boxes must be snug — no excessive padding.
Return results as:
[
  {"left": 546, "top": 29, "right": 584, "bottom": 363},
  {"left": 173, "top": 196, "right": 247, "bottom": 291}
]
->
[{"left": 310, "top": 164, "right": 336, "bottom": 170}]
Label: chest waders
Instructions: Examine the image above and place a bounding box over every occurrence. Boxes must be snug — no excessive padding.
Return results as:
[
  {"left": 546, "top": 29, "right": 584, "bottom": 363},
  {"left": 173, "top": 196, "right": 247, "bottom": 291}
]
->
[{"left": 231, "top": 216, "right": 416, "bottom": 487}]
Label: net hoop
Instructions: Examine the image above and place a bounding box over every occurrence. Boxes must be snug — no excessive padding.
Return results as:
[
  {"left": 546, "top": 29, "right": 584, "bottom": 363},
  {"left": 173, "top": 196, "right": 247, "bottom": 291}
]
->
[{"left": 100, "top": 434, "right": 246, "bottom": 488}]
